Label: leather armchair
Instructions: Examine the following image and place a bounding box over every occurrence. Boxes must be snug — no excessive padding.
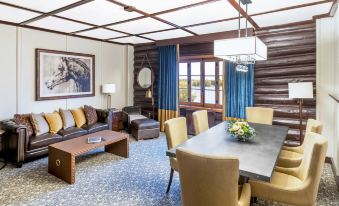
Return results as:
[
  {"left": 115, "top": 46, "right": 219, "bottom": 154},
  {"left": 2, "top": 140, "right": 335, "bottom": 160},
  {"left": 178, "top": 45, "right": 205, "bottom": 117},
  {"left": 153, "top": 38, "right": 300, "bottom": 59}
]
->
[
  {"left": 122, "top": 106, "right": 145, "bottom": 130},
  {"left": 246, "top": 107, "right": 274, "bottom": 125},
  {"left": 250, "top": 132, "right": 328, "bottom": 206},
  {"left": 176, "top": 148, "right": 251, "bottom": 206},
  {"left": 0, "top": 108, "right": 112, "bottom": 167},
  {"left": 192, "top": 110, "right": 209, "bottom": 135}
]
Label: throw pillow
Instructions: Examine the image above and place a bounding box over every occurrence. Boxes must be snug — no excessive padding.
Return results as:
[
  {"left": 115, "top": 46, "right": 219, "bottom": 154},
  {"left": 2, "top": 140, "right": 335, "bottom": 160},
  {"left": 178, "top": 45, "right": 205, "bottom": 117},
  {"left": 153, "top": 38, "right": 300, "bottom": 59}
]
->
[
  {"left": 45, "top": 112, "right": 63, "bottom": 134},
  {"left": 59, "top": 109, "right": 75, "bottom": 129},
  {"left": 14, "top": 114, "right": 34, "bottom": 137},
  {"left": 30, "top": 113, "right": 50, "bottom": 136},
  {"left": 84, "top": 105, "right": 98, "bottom": 125},
  {"left": 71, "top": 108, "right": 86, "bottom": 128}
]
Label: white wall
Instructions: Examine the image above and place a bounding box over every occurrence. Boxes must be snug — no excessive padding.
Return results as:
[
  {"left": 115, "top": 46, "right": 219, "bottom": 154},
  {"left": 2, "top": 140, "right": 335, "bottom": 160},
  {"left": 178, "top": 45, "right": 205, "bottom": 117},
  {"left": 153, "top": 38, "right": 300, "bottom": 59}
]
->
[
  {"left": 0, "top": 23, "right": 134, "bottom": 120},
  {"left": 316, "top": 10, "right": 339, "bottom": 175}
]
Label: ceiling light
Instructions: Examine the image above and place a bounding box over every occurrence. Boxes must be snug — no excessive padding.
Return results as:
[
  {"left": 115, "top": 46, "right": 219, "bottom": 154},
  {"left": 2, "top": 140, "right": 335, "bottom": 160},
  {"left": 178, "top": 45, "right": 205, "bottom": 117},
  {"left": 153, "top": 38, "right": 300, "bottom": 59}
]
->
[{"left": 214, "top": 0, "right": 267, "bottom": 72}]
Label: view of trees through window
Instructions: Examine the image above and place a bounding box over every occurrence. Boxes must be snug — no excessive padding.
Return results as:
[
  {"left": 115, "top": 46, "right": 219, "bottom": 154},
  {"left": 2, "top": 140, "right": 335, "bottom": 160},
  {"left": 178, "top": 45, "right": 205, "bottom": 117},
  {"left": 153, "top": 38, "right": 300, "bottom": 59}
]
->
[{"left": 179, "top": 59, "right": 223, "bottom": 108}]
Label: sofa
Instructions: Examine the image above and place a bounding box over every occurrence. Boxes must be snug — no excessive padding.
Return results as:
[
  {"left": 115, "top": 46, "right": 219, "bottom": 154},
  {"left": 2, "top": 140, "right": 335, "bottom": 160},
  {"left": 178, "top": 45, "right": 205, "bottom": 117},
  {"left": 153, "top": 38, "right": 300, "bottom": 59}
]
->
[{"left": 0, "top": 107, "right": 112, "bottom": 167}]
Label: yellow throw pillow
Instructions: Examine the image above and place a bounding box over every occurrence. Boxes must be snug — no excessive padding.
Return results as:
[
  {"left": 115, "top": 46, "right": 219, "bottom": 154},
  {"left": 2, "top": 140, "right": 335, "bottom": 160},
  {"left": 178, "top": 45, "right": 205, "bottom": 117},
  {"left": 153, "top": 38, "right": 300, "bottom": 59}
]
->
[
  {"left": 71, "top": 108, "right": 86, "bottom": 128},
  {"left": 44, "top": 112, "right": 63, "bottom": 134}
]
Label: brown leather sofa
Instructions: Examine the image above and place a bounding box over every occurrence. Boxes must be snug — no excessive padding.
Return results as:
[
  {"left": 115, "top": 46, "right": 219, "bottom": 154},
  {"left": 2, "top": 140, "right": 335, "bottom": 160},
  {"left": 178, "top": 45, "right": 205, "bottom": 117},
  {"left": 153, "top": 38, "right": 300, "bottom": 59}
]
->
[{"left": 0, "top": 109, "right": 112, "bottom": 167}]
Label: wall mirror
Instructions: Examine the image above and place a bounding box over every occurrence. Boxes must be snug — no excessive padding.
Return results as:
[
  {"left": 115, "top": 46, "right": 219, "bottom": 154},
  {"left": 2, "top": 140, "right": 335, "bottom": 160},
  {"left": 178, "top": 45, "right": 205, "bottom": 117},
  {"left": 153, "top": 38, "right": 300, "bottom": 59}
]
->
[{"left": 137, "top": 67, "right": 153, "bottom": 89}]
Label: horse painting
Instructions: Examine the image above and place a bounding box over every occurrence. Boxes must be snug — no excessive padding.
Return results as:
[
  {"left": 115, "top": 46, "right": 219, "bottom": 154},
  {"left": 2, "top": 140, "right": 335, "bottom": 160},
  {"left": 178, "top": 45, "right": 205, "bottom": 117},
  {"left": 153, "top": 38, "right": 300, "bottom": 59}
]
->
[
  {"left": 45, "top": 57, "right": 91, "bottom": 93},
  {"left": 36, "top": 49, "right": 95, "bottom": 101}
]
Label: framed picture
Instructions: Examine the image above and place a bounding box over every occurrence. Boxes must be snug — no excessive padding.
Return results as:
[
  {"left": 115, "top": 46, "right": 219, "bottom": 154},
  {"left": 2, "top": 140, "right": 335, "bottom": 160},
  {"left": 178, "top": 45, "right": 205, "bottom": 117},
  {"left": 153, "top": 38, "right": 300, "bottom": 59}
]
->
[{"left": 36, "top": 49, "right": 95, "bottom": 101}]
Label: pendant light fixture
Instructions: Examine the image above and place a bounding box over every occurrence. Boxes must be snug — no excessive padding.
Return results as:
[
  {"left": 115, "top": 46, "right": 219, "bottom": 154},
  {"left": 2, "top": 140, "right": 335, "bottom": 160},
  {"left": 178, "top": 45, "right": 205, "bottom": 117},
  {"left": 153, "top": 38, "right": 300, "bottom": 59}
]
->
[{"left": 214, "top": 0, "right": 267, "bottom": 72}]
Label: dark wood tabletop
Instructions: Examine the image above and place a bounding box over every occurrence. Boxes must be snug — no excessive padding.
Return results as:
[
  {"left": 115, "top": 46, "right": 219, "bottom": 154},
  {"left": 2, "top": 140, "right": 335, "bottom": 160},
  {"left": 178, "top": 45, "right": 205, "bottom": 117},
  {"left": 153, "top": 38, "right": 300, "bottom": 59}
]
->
[{"left": 166, "top": 121, "right": 289, "bottom": 182}]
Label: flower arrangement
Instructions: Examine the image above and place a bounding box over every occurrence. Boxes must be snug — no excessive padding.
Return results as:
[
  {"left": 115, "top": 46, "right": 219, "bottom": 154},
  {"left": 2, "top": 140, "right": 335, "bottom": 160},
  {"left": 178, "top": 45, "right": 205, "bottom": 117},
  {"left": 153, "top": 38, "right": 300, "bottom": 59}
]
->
[{"left": 228, "top": 121, "right": 256, "bottom": 142}]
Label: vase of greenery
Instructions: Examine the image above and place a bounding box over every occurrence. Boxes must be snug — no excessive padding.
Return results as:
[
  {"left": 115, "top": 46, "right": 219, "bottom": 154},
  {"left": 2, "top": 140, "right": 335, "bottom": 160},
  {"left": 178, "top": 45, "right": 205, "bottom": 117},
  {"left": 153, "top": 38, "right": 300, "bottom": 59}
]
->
[{"left": 228, "top": 121, "right": 256, "bottom": 142}]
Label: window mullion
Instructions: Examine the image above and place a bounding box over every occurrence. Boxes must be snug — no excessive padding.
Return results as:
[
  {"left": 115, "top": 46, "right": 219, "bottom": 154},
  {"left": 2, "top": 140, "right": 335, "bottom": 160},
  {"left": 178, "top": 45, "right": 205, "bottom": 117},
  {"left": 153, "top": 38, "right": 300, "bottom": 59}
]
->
[{"left": 188, "top": 62, "right": 191, "bottom": 105}]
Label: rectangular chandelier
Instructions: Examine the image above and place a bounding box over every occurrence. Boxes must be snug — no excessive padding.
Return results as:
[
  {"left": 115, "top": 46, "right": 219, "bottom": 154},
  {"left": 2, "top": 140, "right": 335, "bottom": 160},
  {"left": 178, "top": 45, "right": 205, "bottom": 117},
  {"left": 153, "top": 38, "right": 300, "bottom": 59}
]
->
[{"left": 214, "top": 36, "right": 267, "bottom": 63}]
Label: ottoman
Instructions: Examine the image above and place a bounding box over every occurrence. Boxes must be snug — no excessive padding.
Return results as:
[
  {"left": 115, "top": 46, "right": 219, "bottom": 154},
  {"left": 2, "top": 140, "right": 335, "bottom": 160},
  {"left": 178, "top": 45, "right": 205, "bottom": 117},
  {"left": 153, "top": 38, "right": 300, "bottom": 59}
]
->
[{"left": 131, "top": 119, "right": 160, "bottom": 140}]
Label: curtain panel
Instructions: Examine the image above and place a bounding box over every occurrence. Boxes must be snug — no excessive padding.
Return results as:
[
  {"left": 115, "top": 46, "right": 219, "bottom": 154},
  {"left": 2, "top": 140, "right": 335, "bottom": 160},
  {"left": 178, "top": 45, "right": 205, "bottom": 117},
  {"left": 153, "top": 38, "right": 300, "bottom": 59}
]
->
[
  {"left": 224, "top": 62, "right": 254, "bottom": 120},
  {"left": 158, "top": 45, "right": 178, "bottom": 131}
]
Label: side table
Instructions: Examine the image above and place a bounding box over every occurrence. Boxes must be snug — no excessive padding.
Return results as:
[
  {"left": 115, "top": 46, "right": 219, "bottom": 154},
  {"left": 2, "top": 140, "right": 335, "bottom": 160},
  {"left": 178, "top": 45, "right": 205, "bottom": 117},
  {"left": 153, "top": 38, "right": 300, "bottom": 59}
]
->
[
  {"left": 111, "top": 110, "right": 124, "bottom": 132},
  {"left": 0, "top": 129, "right": 7, "bottom": 170}
]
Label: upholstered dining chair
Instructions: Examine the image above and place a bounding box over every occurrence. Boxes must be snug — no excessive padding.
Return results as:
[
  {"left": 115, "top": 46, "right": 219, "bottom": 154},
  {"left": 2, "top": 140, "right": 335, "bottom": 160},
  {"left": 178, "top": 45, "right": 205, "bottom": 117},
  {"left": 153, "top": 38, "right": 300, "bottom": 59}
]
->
[
  {"left": 246, "top": 107, "right": 274, "bottom": 125},
  {"left": 176, "top": 148, "right": 251, "bottom": 206},
  {"left": 250, "top": 132, "right": 328, "bottom": 206},
  {"left": 277, "top": 119, "right": 323, "bottom": 168},
  {"left": 192, "top": 110, "right": 209, "bottom": 135},
  {"left": 164, "top": 117, "right": 188, "bottom": 193}
]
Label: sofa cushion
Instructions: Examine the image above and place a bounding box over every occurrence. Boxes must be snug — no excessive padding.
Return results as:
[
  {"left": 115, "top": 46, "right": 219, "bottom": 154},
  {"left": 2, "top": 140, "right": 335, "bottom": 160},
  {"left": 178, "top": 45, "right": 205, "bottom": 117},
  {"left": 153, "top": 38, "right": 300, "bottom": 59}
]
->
[
  {"left": 131, "top": 119, "right": 160, "bottom": 130},
  {"left": 14, "top": 114, "right": 34, "bottom": 137},
  {"left": 82, "top": 123, "right": 109, "bottom": 134},
  {"left": 84, "top": 105, "right": 98, "bottom": 125},
  {"left": 58, "top": 127, "right": 88, "bottom": 141},
  {"left": 29, "top": 133, "right": 62, "bottom": 150},
  {"left": 71, "top": 108, "right": 87, "bottom": 128},
  {"left": 59, "top": 109, "right": 75, "bottom": 129},
  {"left": 44, "top": 112, "right": 63, "bottom": 134},
  {"left": 30, "top": 113, "right": 50, "bottom": 136}
]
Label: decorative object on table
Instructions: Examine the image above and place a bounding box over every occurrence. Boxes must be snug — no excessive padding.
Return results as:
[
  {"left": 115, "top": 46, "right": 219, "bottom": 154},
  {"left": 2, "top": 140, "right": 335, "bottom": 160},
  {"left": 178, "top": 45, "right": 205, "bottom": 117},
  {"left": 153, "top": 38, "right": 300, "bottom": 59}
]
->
[
  {"left": 138, "top": 51, "right": 154, "bottom": 119},
  {"left": 102, "top": 83, "right": 116, "bottom": 109},
  {"left": 87, "top": 136, "right": 104, "bottom": 144},
  {"left": 228, "top": 121, "right": 256, "bottom": 142},
  {"left": 36, "top": 49, "right": 95, "bottom": 101},
  {"left": 214, "top": 0, "right": 267, "bottom": 73},
  {"left": 288, "top": 82, "right": 313, "bottom": 145}
]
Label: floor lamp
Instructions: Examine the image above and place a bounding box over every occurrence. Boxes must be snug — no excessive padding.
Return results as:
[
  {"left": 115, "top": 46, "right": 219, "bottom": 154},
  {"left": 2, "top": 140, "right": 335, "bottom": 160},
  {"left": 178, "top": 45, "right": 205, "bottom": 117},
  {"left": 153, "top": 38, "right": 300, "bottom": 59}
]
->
[
  {"left": 288, "top": 82, "right": 314, "bottom": 145},
  {"left": 102, "top": 84, "right": 116, "bottom": 109}
]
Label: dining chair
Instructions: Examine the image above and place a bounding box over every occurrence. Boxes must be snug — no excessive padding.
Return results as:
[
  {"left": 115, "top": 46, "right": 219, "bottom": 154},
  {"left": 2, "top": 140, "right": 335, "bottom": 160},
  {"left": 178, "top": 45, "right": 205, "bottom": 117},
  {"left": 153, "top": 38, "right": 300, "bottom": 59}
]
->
[
  {"left": 192, "top": 110, "right": 209, "bottom": 135},
  {"left": 246, "top": 107, "right": 274, "bottom": 125},
  {"left": 176, "top": 148, "right": 251, "bottom": 206},
  {"left": 250, "top": 132, "right": 328, "bottom": 206},
  {"left": 277, "top": 119, "right": 323, "bottom": 168},
  {"left": 164, "top": 117, "right": 188, "bottom": 193}
]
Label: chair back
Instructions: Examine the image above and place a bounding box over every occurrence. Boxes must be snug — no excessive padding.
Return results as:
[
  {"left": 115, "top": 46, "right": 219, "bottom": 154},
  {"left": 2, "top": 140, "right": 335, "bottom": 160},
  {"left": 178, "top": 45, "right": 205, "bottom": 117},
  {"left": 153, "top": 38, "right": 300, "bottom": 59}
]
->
[
  {"left": 246, "top": 107, "right": 274, "bottom": 125},
  {"left": 164, "top": 117, "right": 188, "bottom": 149},
  {"left": 305, "top": 119, "right": 323, "bottom": 135},
  {"left": 296, "top": 132, "right": 328, "bottom": 205},
  {"left": 177, "top": 148, "right": 239, "bottom": 206},
  {"left": 192, "top": 110, "right": 209, "bottom": 135}
]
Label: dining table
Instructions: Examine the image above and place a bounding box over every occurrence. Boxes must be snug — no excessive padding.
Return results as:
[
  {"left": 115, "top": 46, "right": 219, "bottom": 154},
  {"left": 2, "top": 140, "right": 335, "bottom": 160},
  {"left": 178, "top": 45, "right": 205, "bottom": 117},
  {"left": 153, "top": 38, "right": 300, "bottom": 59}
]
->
[{"left": 166, "top": 121, "right": 289, "bottom": 182}]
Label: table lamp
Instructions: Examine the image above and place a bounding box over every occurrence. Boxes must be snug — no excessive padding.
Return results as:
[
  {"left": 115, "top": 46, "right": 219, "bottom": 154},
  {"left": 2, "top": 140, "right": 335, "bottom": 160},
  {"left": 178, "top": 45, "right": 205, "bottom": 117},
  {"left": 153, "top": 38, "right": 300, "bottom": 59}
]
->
[
  {"left": 102, "top": 84, "right": 116, "bottom": 109},
  {"left": 288, "top": 82, "right": 313, "bottom": 145}
]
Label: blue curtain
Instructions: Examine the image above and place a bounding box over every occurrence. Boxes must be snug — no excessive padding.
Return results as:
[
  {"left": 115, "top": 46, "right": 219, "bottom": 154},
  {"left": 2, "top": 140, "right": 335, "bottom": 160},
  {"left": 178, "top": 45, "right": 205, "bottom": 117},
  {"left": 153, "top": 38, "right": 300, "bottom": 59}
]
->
[
  {"left": 225, "top": 62, "right": 254, "bottom": 120},
  {"left": 158, "top": 45, "right": 178, "bottom": 131}
]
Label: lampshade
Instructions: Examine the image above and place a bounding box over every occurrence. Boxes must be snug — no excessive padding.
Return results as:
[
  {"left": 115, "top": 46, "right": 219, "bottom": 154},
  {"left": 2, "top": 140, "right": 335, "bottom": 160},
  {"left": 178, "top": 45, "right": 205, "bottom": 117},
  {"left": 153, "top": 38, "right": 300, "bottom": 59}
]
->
[
  {"left": 214, "top": 36, "right": 267, "bottom": 62},
  {"left": 288, "top": 82, "right": 313, "bottom": 99},
  {"left": 102, "top": 84, "right": 116, "bottom": 94}
]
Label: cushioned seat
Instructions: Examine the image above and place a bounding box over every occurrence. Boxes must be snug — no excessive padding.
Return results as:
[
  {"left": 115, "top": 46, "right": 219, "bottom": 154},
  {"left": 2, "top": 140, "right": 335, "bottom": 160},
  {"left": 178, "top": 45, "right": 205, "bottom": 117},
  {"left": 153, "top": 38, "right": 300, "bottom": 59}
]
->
[
  {"left": 29, "top": 133, "right": 63, "bottom": 150},
  {"left": 276, "top": 149, "right": 303, "bottom": 168},
  {"left": 58, "top": 127, "right": 88, "bottom": 141},
  {"left": 131, "top": 119, "right": 160, "bottom": 140},
  {"left": 82, "top": 123, "right": 109, "bottom": 134}
]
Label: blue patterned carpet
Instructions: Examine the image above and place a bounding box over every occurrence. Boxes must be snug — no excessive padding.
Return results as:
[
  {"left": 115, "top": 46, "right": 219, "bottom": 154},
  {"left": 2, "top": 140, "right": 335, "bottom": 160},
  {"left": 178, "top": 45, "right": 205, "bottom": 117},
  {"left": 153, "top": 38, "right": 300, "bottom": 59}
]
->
[{"left": 0, "top": 134, "right": 338, "bottom": 206}]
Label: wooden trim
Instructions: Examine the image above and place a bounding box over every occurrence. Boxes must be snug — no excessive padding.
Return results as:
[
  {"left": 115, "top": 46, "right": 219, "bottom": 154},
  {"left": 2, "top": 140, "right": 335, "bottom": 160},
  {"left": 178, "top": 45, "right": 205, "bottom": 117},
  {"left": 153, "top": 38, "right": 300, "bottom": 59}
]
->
[
  {"left": 179, "top": 104, "right": 223, "bottom": 113},
  {"left": 156, "top": 28, "right": 253, "bottom": 46},
  {"left": 35, "top": 48, "right": 95, "bottom": 101},
  {"left": 20, "top": 0, "right": 94, "bottom": 25},
  {"left": 313, "top": 0, "right": 338, "bottom": 20},
  {"left": 227, "top": 0, "right": 260, "bottom": 29}
]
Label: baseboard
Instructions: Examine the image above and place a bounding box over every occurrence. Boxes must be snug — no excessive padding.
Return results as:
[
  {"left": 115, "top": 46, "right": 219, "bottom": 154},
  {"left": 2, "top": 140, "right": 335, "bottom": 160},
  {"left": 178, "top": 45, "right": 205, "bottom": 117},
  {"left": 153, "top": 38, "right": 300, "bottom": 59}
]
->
[{"left": 326, "top": 157, "right": 339, "bottom": 191}]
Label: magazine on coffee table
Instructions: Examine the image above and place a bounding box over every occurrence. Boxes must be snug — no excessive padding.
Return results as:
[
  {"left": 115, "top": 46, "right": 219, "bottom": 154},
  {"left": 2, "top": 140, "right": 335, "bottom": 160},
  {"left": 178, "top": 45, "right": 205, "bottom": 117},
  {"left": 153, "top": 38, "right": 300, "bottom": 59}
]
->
[{"left": 87, "top": 136, "right": 105, "bottom": 144}]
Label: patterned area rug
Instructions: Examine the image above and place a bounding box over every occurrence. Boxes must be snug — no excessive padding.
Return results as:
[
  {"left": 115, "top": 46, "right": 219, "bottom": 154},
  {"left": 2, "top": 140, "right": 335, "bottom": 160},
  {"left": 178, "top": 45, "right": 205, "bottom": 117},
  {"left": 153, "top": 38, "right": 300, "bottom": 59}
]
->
[{"left": 0, "top": 133, "right": 338, "bottom": 206}]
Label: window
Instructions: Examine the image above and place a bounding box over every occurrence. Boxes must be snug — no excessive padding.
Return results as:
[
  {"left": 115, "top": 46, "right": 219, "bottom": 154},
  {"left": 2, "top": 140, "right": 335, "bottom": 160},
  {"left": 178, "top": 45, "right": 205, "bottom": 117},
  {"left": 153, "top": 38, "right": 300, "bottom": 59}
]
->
[{"left": 179, "top": 59, "right": 224, "bottom": 108}]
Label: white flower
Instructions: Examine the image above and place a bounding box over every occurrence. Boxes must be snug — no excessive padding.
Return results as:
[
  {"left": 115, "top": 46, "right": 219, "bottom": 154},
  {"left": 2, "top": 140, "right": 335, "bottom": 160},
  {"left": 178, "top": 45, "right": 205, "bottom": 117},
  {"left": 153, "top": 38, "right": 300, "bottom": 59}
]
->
[
  {"left": 232, "top": 124, "right": 240, "bottom": 131},
  {"left": 237, "top": 129, "right": 244, "bottom": 135}
]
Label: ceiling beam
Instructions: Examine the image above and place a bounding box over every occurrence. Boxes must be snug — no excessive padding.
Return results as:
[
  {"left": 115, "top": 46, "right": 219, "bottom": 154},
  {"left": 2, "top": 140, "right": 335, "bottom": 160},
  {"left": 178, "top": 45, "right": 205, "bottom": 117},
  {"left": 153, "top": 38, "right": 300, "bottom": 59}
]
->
[
  {"left": 105, "top": 0, "right": 198, "bottom": 36},
  {"left": 20, "top": 0, "right": 94, "bottom": 25},
  {"left": 313, "top": 0, "right": 338, "bottom": 20},
  {"left": 227, "top": 0, "right": 260, "bottom": 29}
]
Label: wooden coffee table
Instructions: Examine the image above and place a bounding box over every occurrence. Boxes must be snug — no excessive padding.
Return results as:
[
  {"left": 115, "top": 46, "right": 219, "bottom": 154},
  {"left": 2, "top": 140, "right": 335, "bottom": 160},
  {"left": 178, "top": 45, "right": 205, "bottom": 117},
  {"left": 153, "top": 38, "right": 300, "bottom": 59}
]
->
[{"left": 48, "top": 130, "right": 129, "bottom": 184}]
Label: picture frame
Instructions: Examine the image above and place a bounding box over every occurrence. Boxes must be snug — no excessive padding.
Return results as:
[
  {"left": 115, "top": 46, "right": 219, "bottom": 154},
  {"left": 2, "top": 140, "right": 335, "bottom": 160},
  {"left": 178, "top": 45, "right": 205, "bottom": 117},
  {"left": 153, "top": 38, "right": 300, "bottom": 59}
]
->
[{"left": 36, "top": 48, "right": 95, "bottom": 101}]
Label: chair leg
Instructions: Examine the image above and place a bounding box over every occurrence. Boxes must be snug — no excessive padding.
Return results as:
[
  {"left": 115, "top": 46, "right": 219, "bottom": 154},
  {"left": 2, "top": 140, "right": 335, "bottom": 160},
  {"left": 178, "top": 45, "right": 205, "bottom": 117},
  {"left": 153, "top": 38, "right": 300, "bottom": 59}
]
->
[{"left": 166, "top": 168, "right": 174, "bottom": 193}]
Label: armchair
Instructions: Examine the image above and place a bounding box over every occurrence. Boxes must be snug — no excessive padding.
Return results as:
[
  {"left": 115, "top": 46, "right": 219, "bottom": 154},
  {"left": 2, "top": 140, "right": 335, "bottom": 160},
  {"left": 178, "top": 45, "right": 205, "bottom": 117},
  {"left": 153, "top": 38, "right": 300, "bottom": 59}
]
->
[{"left": 122, "top": 106, "right": 147, "bottom": 131}]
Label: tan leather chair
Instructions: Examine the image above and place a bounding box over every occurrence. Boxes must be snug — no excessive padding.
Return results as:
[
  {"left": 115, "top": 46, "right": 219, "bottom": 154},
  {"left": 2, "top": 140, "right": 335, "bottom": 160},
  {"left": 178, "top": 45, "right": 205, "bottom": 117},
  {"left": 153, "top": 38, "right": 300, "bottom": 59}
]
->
[
  {"left": 164, "top": 117, "right": 188, "bottom": 193},
  {"left": 192, "top": 110, "right": 209, "bottom": 135},
  {"left": 250, "top": 132, "right": 328, "bottom": 206},
  {"left": 176, "top": 148, "right": 251, "bottom": 206},
  {"left": 277, "top": 119, "right": 323, "bottom": 168},
  {"left": 246, "top": 107, "right": 274, "bottom": 125}
]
